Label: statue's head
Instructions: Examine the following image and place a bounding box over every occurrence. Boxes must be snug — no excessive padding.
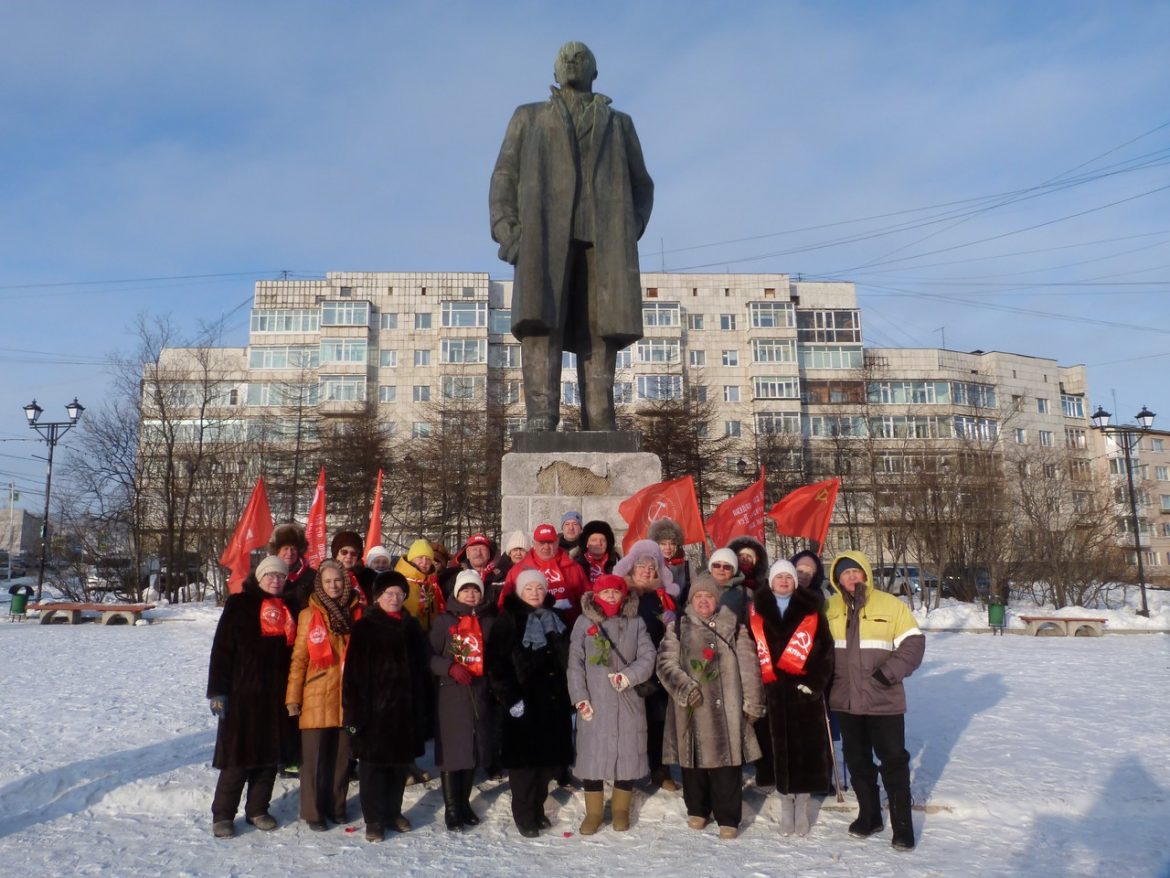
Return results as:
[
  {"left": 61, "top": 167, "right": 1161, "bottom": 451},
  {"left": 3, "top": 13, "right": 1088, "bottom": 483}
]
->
[{"left": 554, "top": 41, "right": 598, "bottom": 90}]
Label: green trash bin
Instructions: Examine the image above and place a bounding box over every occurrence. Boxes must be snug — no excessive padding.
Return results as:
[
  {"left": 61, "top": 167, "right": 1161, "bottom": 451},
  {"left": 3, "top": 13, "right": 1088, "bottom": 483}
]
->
[
  {"left": 8, "top": 584, "right": 33, "bottom": 619},
  {"left": 987, "top": 600, "right": 1006, "bottom": 635}
]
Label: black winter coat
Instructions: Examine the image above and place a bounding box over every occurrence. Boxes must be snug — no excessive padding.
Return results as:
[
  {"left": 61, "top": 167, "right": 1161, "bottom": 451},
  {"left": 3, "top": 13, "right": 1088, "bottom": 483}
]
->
[
  {"left": 429, "top": 596, "right": 496, "bottom": 771},
  {"left": 206, "top": 582, "right": 296, "bottom": 769},
  {"left": 486, "top": 594, "right": 574, "bottom": 769},
  {"left": 342, "top": 606, "right": 428, "bottom": 765},
  {"left": 752, "top": 584, "right": 835, "bottom": 794}
]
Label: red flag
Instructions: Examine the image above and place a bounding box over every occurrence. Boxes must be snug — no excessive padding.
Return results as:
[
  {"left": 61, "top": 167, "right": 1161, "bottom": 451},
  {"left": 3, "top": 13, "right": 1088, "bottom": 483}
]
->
[
  {"left": 303, "top": 467, "right": 327, "bottom": 568},
  {"left": 705, "top": 467, "right": 765, "bottom": 548},
  {"left": 767, "top": 478, "right": 840, "bottom": 547},
  {"left": 618, "top": 475, "right": 705, "bottom": 554},
  {"left": 219, "top": 476, "right": 274, "bottom": 594},
  {"left": 365, "top": 469, "right": 384, "bottom": 558}
]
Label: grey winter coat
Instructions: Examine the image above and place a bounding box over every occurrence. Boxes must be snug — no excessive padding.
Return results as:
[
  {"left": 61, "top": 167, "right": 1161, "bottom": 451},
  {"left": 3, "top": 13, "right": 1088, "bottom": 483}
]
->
[
  {"left": 657, "top": 605, "right": 765, "bottom": 769},
  {"left": 429, "top": 596, "right": 495, "bottom": 771},
  {"left": 567, "top": 591, "right": 657, "bottom": 781}
]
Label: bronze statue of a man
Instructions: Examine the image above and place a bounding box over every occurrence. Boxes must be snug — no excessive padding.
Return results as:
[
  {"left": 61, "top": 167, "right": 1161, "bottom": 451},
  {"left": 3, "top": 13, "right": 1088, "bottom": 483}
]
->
[{"left": 490, "top": 41, "right": 654, "bottom": 432}]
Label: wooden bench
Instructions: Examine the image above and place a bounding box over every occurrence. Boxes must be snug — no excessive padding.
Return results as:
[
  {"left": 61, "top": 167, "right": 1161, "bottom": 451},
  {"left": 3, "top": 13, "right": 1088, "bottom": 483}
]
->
[
  {"left": 29, "top": 602, "right": 156, "bottom": 626},
  {"left": 1018, "top": 615, "right": 1107, "bottom": 637}
]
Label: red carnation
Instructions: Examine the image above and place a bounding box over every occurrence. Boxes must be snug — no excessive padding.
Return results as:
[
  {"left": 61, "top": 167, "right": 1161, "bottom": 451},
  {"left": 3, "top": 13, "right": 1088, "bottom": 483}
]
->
[
  {"left": 588, "top": 624, "right": 599, "bottom": 636},
  {"left": 702, "top": 647, "right": 716, "bottom": 661}
]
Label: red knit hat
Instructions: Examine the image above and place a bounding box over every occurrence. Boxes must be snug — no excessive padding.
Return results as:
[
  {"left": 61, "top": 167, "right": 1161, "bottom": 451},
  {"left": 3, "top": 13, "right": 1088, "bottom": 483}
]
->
[{"left": 592, "top": 573, "right": 628, "bottom": 596}]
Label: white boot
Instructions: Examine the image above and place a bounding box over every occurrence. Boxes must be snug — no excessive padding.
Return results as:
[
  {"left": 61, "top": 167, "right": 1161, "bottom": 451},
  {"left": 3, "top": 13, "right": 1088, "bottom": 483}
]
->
[
  {"left": 794, "top": 793, "right": 811, "bottom": 836},
  {"left": 779, "top": 794, "right": 795, "bottom": 836}
]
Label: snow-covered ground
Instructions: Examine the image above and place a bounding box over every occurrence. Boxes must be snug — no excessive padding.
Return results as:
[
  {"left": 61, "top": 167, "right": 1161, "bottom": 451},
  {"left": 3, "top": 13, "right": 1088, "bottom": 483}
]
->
[{"left": 1, "top": 586, "right": 1168, "bottom": 877}]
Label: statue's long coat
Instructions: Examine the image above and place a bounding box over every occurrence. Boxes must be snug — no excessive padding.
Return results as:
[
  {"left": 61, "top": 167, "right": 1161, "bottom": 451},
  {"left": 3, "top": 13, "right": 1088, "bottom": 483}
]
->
[{"left": 489, "top": 89, "right": 653, "bottom": 354}]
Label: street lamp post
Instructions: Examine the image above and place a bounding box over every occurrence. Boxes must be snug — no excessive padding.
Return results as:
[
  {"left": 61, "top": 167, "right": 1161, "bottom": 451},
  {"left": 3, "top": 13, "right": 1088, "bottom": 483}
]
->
[
  {"left": 1090, "top": 405, "right": 1155, "bottom": 618},
  {"left": 23, "top": 397, "right": 85, "bottom": 602}
]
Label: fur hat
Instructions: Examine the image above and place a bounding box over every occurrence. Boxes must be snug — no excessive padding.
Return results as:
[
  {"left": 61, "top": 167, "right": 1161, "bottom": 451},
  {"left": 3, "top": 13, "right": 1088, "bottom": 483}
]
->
[
  {"left": 768, "top": 559, "right": 798, "bottom": 586},
  {"left": 255, "top": 556, "right": 289, "bottom": 581},
  {"left": 331, "top": 530, "right": 364, "bottom": 559},
  {"left": 365, "top": 545, "right": 392, "bottom": 566},
  {"left": 613, "top": 538, "right": 673, "bottom": 586},
  {"left": 688, "top": 572, "right": 720, "bottom": 602},
  {"left": 406, "top": 539, "right": 434, "bottom": 561},
  {"left": 647, "top": 517, "right": 684, "bottom": 545},
  {"left": 371, "top": 570, "right": 408, "bottom": 603},
  {"left": 515, "top": 568, "right": 549, "bottom": 592},
  {"left": 592, "top": 573, "right": 628, "bottom": 596},
  {"left": 268, "top": 523, "right": 307, "bottom": 555},
  {"left": 454, "top": 569, "right": 484, "bottom": 599},
  {"left": 504, "top": 530, "right": 529, "bottom": 554},
  {"left": 580, "top": 520, "right": 617, "bottom": 555},
  {"left": 708, "top": 548, "right": 739, "bottom": 573}
]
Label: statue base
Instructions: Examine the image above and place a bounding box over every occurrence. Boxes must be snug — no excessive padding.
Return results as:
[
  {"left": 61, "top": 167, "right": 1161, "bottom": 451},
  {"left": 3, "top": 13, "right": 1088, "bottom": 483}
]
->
[{"left": 510, "top": 430, "right": 642, "bottom": 454}]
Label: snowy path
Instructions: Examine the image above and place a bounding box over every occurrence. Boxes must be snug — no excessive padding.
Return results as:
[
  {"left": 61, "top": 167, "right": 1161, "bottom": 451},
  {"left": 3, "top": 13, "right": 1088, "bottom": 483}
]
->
[{"left": 0, "top": 608, "right": 1167, "bottom": 877}]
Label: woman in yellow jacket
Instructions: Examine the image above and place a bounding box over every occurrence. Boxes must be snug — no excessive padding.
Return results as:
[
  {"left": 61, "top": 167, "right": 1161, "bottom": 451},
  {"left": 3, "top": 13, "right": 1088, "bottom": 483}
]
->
[
  {"left": 286, "top": 559, "right": 363, "bottom": 831},
  {"left": 394, "top": 539, "right": 445, "bottom": 633}
]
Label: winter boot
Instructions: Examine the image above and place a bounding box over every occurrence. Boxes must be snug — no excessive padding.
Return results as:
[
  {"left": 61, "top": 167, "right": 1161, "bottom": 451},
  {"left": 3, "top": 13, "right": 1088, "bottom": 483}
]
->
[
  {"left": 212, "top": 819, "right": 235, "bottom": 838},
  {"left": 440, "top": 772, "right": 463, "bottom": 831},
  {"left": 459, "top": 769, "right": 480, "bottom": 826},
  {"left": 794, "top": 793, "right": 811, "bottom": 837},
  {"left": 579, "top": 791, "right": 605, "bottom": 835},
  {"left": 888, "top": 787, "right": 915, "bottom": 851},
  {"left": 848, "top": 778, "right": 884, "bottom": 838},
  {"left": 651, "top": 766, "right": 679, "bottom": 792},
  {"left": 779, "top": 794, "right": 796, "bottom": 836},
  {"left": 611, "top": 787, "right": 633, "bottom": 832}
]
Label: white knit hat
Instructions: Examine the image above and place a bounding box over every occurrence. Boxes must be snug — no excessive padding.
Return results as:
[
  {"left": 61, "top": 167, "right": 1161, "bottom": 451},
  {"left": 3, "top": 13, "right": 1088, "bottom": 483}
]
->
[
  {"left": 454, "top": 569, "right": 484, "bottom": 598},
  {"left": 255, "top": 556, "right": 289, "bottom": 581},
  {"left": 708, "top": 548, "right": 739, "bottom": 573}
]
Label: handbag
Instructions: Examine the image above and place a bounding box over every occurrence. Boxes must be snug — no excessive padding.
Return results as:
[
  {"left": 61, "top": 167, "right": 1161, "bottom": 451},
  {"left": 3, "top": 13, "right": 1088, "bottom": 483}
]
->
[{"left": 594, "top": 622, "right": 660, "bottom": 698}]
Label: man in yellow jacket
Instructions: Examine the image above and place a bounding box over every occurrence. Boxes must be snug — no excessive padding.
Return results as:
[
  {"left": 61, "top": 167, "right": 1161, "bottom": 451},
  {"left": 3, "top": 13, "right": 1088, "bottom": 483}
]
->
[{"left": 826, "top": 550, "right": 925, "bottom": 851}]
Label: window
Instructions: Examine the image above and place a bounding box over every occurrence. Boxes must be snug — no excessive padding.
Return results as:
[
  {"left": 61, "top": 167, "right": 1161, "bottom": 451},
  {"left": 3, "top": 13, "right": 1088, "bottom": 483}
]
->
[
  {"left": 1015, "top": 427, "right": 1028, "bottom": 444},
  {"left": 248, "top": 345, "right": 318, "bottom": 369},
  {"left": 725, "top": 420, "right": 742, "bottom": 437},
  {"left": 489, "top": 343, "right": 521, "bottom": 368},
  {"left": 440, "top": 338, "right": 486, "bottom": 364},
  {"left": 1061, "top": 394, "right": 1085, "bottom": 418},
  {"left": 319, "top": 339, "right": 367, "bottom": 364},
  {"left": 1162, "top": 523, "right": 1170, "bottom": 537},
  {"left": 636, "top": 338, "right": 680, "bottom": 363},
  {"left": 380, "top": 313, "right": 399, "bottom": 330},
  {"left": 1065, "top": 428, "right": 1087, "bottom": 450},
  {"left": 868, "top": 415, "right": 950, "bottom": 439},
  {"left": 954, "top": 416, "right": 998, "bottom": 441},
  {"left": 1153, "top": 438, "right": 1166, "bottom": 452},
  {"left": 1043, "top": 463, "right": 1059, "bottom": 479},
  {"left": 245, "top": 382, "right": 319, "bottom": 407},
  {"left": 688, "top": 313, "right": 704, "bottom": 330},
  {"left": 441, "top": 376, "right": 485, "bottom": 399},
  {"left": 756, "top": 411, "right": 800, "bottom": 434},
  {"left": 1039, "top": 430, "right": 1054, "bottom": 447},
  {"left": 642, "top": 302, "right": 680, "bottom": 327},
  {"left": 489, "top": 309, "right": 512, "bottom": 334},
  {"left": 1069, "top": 458, "right": 1092, "bottom": 481},
  {"left": 614, "top": 382, "right": 633, "bottom": 404},
  {"left": 561, "top": 381, "right": 580, "bottom": 406},
  {"left": 413, "top": 385, "right": 430, "bottom": 402},
  {"left": 753, "top": 377, "right": 799, "bottom": 399},
  {"left": 723, "top": 385, "right": 740, "bottom": 402},
  {"left": 321, "top": 301, "right": 369, "bottom": 326},
  {"left": 690, "top": 385, "right": 708, "bottom": 403},
  {"left": 1161, "top": 495, "right": 1170, "bottom": 512},
  {"left": 952, "top": 382, "right": 996, "bottom": 408},
  {"left": 441, "top": 300, "right": 487, "bottom": 327},
  {"left": 688, "top": 350, "right": 706, "bottom": 367},
  {"left": 798, "top": 345, "right": 863, "bottom": 369},
  {"left": 616, "top": 348, "right": 633, "bottom": 369},
  {"left": 562, "top": 351, "right": 577, "bottom": 369},
  {"left": 806, "top": 415, "right": 867, "bottom": 438},
  {"left": 1037, "top": 398, "right": 1050, "bottom": 414},
  {"left": 319, "top": 376, "right": 366, "bottom": 402},
  {"left": 796, "top": 309, "right": 861, "bottom": 343},
  {"left": 636, "top": 375, "right": 682, "bottom": 400},
  {"left": 378, "top": 385, "right": 396, "bottom": 403},
  {"left": 250, "top": 308, "right": 319, "bottom": 333},
  {"left": 720, "top": 314, "right": 737, "bottom": 331},
  {"left": 492, "top": 379, "right": 521, "bottom": 405},
  {"left": 414, "top": 349, "right": 431, "bottom": 367},
  {"left": 803, "top": 380, "right": 862, "bottom": 404},
  {"left": 414, "top": 312, "right": 433, "bottom": 330},
  {"left": 379, "top": 350, "right": 398, "bottom": 368},
  {"left": 752, "top": 339, "right": 796, "bottom": 364},
  {"left": 721, "top": 350, "right": 739, "bottom": 366},
  {"left": 868, "top": 381, "right": 950, "bottom": 405},
  {"left": 1156, "top": 466, "right": 1170, "bottom": 481},
  {"left": 412, "top": 422, "right": 431, "bottom": 438},
  {"left": 749, "top": 301, "right": 794, "bottom": 328}
]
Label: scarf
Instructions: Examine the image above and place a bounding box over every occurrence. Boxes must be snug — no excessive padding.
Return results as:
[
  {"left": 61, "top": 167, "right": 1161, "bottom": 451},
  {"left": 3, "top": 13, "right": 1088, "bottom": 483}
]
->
[
  {"left": 313, "top": 580, "right": 354, "bottom": 635},
  {"left": 777, "top": 613, "right": 818, "bottom": 676},
  {"left": 522, "top": 606, "right": 566, "bottom": 649},
  {"left": 259, "top": 597, "right": 296, "bottom": 646},
  {"left": 586, "top": 553, "right": 608, "bottom": 583},
  {"left": 594, "top": 595, "right": 622, "bottom": 618}
]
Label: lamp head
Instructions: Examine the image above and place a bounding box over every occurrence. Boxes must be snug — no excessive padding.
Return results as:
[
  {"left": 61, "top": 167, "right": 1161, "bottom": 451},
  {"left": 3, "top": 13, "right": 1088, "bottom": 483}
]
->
[
  {"left": 23, "top": 400, "right": 42, "bottom": 425},
  {"left": 1090, "top": 406, "right": 1111, "bottom": 430}
]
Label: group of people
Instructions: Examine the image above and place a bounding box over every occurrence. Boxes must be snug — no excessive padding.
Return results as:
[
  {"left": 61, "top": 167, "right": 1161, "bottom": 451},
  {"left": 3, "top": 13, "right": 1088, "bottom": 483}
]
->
[{"left": 207, "top": 513, "right": 924, "bottom": 850}]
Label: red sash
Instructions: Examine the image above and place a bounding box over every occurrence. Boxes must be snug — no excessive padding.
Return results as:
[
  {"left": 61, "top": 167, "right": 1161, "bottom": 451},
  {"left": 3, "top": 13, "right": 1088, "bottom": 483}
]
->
[
  {"left": 449, "top": 614, "right": 484, "bottom": 677},
  {"left": 748, "top": 604, "right": 777, "bottom": 684},
  {"left": 777, "top": 613, "right": 818, "bottom": 676},
  {"left": 307, "top": 609, "right": 334, "bottom": 669},
  {"left": 656, "top": 586, "right": 676, "bottom": 614},
  {"left": 259, "top": 598, "right": 296, "bottom": 646}
]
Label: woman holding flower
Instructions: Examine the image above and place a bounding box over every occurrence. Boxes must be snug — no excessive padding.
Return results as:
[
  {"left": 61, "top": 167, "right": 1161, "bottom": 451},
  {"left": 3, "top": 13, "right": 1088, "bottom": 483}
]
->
[
  {"left": 656, "top": 572, "right": 765, "bottom": 840},
  {"left": 567, "top": 573, "right": 656, "bottom": 835}
]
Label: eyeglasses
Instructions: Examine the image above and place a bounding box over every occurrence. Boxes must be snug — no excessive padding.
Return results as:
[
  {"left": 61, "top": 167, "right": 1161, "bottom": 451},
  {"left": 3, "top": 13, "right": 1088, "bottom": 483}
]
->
[{"left": 710, "top": 563, "right": 734, "bottom": 571}]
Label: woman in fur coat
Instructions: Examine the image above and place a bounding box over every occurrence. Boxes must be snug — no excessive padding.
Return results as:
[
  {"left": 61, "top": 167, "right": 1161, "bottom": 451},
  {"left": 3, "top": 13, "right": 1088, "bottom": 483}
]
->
[
  {"left": 752, "top": 560, "right": 835, "bottom": 836},
  {"left": 657, "top": 572, "right": 765, "bottom": 839},
  {"left": 285, "top": 560, "right": 363, "bottom": 831},
  {"left": 206, "top": 556, "right": 297, "bottom": 838},
  {"left": 567, "top": 573, "right": 657, "bottom": 835}
]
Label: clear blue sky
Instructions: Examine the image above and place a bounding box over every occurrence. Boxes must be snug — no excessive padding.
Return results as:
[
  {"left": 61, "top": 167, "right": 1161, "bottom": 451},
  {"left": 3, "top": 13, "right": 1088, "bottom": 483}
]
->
[{"left": 3, "top": 1, "right": 1169, "bottom": 509}]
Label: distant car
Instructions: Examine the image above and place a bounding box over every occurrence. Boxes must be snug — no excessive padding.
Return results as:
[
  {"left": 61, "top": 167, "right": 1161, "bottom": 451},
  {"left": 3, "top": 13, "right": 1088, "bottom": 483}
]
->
[{"left": 877, "top": 565, "right": 922, "bottom": 596}]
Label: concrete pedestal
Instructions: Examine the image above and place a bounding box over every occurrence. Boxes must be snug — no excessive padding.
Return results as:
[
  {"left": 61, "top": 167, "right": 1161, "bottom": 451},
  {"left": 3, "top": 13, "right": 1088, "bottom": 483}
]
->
[{"left": 501, "top": 448, "right": 662, "bottom": 546}]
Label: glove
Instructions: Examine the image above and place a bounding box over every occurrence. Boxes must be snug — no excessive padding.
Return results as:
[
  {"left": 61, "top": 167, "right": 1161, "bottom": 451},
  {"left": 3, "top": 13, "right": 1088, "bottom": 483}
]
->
[
  {"left": 685, "top": 688, "right": 703, "bottom": 707},
  {"left": 554, "top": 598, "right": 572, "bottom": 610},
  {"left": 509, "top": 700, "right": 526, "bottom": 718},
  {"left": 576, "top": 700, "right": 594, "bottom": 721},
  {"left": 662, "top": 610, "right": 677, "bottom": 625},
  {"left": 287, "top": 703, "right": 301, "bottom": 717},
  {"left": 345, "top": 725, "right": 359, "bottom": 736},
  {"left": 209, "top": 696, "right": 227, "bottom": 718},
  {"left": 872, "top": 668, "right": 894, "bottom": 687},
  {"left": 449, "top": 662, "right": 474, "bottom": 686},
  {"left": 795, "top": 684, "right": 815, "bottom": 697},
  {"left": 609, "top": 672, "right": 630, "bottom": 693}
]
